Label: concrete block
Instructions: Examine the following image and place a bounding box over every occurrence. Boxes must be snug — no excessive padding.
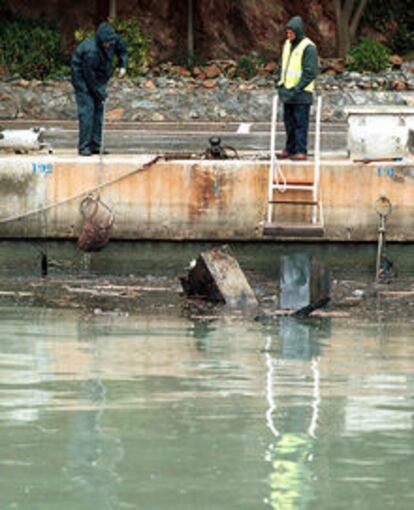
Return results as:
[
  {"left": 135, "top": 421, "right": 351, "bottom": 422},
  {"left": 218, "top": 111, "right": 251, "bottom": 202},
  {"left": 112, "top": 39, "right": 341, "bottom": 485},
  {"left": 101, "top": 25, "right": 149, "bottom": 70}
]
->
[
  {"left": 181, "top": 245, "right": 258, "bottom": 307},
  {"left": 345, "top": 105, "right": 414, "bottom": 160},
  {"left": 280, "top": 254, "right": 330, "bottom": 312}
]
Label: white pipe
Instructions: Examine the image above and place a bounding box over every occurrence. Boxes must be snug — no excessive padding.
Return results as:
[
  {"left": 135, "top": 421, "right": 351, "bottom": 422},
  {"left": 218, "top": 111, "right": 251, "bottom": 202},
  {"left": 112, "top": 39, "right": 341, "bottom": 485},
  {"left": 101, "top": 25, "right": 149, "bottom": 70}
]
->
[{"left": 0, "top": 128, "right": 48, "bottom": 152}]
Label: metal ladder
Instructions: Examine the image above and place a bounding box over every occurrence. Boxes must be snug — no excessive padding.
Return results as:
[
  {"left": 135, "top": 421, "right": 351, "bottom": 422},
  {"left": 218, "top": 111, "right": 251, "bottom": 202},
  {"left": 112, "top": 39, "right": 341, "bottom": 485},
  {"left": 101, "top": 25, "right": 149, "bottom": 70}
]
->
[{"left": 263, "top": 94, "right": 324, "bottom": 237}]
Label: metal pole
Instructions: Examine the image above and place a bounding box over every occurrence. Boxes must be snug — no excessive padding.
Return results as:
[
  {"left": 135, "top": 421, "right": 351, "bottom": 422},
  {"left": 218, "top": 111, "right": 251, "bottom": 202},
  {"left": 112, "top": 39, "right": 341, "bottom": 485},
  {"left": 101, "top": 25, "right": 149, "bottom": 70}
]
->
[
  {"left": 188, "top": 0, "right": 194, "bottom": 64},
  {"left": 376, "top": 215, "right": 385, "bottom": 280},
  {"left": 109, "top": 0, "right": 117, "bottom": 18}
]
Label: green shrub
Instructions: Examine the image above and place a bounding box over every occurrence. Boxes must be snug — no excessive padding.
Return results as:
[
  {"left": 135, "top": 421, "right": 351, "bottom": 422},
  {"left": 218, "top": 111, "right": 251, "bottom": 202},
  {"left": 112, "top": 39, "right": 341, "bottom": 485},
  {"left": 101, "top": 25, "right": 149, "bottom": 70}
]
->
[
  {"left": 391, "top": 22, "right": 414, "bottom": 55},
  {"left": 185, "top": 52, "right": 206, "bottom": 70},
  {"left": 236, "top": 56, "right": 256, "bottom": 80},
  {"left": 346, "top": 38, "right": 391, "bottom": 73},
  {"left": 75, "top": 17, "right": 151, "bottom": 77},
  {"left": 0, "top": 15, "right": 67, "bottom": 80},
  {"left": 362, "top": 0, "right": 414, "bottom": 55}
]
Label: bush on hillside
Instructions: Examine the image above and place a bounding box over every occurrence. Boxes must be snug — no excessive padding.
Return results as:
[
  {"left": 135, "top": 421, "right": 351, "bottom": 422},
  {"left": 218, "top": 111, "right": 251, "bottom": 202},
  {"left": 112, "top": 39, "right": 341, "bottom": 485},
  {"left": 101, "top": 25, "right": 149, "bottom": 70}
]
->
[
  {"left": 363, "top": 0, "right": 414, "bottom": 55},
  {"left": 346, "top": 38, "right": 391, "bottom": 73},
  {"left": 0, "top": 15, "right": 67, "bottom": 80}
]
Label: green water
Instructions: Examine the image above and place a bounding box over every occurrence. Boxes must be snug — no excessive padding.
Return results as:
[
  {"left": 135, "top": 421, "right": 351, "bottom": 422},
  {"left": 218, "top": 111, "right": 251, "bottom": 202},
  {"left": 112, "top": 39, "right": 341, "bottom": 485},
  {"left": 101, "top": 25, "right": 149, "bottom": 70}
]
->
[
  {"left": 1, "top": 240, "right": 414, "bottom": 277},
  {"left": 0, "top": 307, "right": 413, "bottom": 510}
]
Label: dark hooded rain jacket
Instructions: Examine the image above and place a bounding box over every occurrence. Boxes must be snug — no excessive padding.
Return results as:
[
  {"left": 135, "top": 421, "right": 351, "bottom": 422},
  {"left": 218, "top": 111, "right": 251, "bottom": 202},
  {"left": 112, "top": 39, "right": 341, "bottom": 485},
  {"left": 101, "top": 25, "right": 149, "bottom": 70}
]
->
[{"left": 71, "top": 22, "right": 128, "bottom": 102}]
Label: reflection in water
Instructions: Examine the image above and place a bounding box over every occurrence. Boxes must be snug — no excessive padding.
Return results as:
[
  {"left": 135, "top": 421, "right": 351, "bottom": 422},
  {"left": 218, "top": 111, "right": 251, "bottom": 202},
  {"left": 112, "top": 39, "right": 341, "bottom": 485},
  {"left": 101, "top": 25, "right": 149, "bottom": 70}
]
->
[
  {"left": 66, "top": 343, "right": 124, "bottom": 510},
  {"left": 265, "top": 318, "right": 327, "bottom": 510},
  {"left": 188, "top": 320, "right": 217, "bottom": 352},
  {"left": 0, "top": 307, "right": 413, "bottom": 510}
]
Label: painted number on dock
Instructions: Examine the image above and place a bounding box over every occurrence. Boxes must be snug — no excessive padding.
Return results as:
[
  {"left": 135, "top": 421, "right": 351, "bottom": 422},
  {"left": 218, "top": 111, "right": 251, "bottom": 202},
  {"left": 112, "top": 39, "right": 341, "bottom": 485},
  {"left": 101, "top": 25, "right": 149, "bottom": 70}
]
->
[
  {"left": 32, "top": 163, "right": 53, "bottom": 175},
  {"left": 377, "top": 166, "right": 396, "bottom": 177}
]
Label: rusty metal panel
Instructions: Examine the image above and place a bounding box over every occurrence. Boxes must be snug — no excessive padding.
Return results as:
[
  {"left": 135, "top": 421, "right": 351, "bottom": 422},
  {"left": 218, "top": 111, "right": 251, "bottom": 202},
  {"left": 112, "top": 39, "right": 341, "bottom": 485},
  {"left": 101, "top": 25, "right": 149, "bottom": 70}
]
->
[{"left": 280, "top": 254, "right": 331, "bottom": 311}]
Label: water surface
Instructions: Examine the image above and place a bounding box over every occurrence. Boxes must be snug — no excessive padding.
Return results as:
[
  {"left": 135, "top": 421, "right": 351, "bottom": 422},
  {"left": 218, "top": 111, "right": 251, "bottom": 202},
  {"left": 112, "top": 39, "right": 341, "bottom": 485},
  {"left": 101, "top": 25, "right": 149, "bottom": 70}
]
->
[{"left": 0, "top": 307, "right": 413, "bottom": 509}]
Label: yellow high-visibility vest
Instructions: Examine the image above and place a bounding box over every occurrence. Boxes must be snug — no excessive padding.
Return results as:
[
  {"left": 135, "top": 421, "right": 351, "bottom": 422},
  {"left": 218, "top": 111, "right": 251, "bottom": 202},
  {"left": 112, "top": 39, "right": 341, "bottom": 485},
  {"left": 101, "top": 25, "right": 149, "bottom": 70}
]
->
[{"left": 279, "top": 37, "right": 315, "bottom": 92}]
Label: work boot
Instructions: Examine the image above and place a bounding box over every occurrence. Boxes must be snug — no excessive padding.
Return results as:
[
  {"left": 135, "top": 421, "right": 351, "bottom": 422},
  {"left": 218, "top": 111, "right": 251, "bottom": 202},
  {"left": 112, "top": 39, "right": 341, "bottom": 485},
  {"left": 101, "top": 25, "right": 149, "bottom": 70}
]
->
[
  {"left": 91, "top": 147, "right": 110, "bottom": 155},
  {"left": 291, "top": 153, "right": 307, "bottom": 161},
  {"left": 277, "top": 151, "right": 292, "bottom": 159},
  {"left": 78, "top": 149, "right": 92, "bottom": 156}
]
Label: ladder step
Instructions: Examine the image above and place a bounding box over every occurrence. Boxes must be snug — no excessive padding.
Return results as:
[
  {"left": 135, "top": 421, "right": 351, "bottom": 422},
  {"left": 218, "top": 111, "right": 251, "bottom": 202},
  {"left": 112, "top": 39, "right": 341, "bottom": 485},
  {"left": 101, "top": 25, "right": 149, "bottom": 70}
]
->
[
  {"left": 263, "top": 223, "right": 324, "bottom": 237},
  {"left": 272, "top": 184, "right": 315, "bottom": 191},
  {"left": 273, "top": 180, "right": 314, "bottom": 186},
  {"left": 268, "top": 200, "right": 318, "bottom": 205}
]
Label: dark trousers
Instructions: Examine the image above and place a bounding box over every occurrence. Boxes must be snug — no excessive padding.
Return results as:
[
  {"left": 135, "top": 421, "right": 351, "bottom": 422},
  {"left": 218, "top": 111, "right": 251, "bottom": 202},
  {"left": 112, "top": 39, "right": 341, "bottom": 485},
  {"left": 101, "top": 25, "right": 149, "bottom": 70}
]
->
[
  {"left": 283, "top": 103, "right": 311, "bottom": 155},
  {"left": 74, "top": 89, "right": 104, "bottom": 152}
]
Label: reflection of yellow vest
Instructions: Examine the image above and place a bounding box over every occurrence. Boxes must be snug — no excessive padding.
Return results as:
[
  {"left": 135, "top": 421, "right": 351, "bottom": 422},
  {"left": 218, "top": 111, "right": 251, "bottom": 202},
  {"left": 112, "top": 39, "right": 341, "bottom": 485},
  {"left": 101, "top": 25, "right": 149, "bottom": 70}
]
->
[{"left": 280, "top": 37, "right": 315, "bottom": 92}]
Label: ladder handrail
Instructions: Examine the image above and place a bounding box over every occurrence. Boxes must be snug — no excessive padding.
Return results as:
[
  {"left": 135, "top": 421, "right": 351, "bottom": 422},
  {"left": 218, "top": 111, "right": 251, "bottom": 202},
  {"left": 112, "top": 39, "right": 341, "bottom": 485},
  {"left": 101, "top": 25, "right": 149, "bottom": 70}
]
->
[
  {"left": 266, "top": 93, "right": 324, "bottom": 232},
  {"left": 268, "top": 95, "right": 288, "bottom": 223},
  {"left": 267, "top": 95, "right": 278, "bottom": 223},
  {"left": 313, "top": 95, "right": 322, "bottom": 224}
]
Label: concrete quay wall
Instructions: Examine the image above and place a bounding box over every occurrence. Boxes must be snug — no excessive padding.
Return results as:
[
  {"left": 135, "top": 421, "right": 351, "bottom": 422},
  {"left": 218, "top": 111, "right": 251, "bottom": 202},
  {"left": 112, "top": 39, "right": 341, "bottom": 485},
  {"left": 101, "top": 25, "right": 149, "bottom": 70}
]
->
[{"left": 0, "top": 155, "right": 413, "bottom": 241}]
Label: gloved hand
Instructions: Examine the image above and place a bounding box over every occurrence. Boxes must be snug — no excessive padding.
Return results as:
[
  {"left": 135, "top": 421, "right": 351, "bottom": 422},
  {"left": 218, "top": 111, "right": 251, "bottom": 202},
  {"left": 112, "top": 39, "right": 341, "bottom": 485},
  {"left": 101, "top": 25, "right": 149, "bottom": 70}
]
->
[
  {"left": 278, "top": 85, "right": 292, "bottom": 102},
  {"left": 119, "top": 67, "right": 127, "bottom": 79},
  {"left": 278, "top": 86, "right": 300, "bottom": 102},
  {"left": 96, "top": 87, "right": 107, "bottom": 103}
]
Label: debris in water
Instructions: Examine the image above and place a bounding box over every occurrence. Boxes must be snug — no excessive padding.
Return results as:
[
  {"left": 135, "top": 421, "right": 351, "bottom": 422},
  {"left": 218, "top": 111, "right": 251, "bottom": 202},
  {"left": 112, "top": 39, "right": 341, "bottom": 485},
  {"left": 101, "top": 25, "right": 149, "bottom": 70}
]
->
[
  {"left": 280, "top": 254, "right": 331, "bottom": 316},
  {"left": 180, "top": 245, "right": 258, "bottom": 308}
]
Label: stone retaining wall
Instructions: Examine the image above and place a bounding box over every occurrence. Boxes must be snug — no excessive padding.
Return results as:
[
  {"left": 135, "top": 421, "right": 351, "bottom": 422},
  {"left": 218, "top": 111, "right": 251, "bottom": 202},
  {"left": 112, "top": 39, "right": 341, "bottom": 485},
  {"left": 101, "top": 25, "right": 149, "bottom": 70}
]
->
[{"left": 1, "top": 71, "right": 414, "bottom": 122}]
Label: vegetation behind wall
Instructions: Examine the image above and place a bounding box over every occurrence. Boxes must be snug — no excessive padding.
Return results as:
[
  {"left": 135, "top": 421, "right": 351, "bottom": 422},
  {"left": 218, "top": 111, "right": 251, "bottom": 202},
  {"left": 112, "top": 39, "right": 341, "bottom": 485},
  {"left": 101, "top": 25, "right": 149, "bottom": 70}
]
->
[
  {"left": 363, "top": 0, "right": 414, "bottom": 55},
  {"left": 346, "top": 38, "right": 391, "bottom": 73},
  {"left": 0, "top": 2, "right": 67, "bottom": 80}
]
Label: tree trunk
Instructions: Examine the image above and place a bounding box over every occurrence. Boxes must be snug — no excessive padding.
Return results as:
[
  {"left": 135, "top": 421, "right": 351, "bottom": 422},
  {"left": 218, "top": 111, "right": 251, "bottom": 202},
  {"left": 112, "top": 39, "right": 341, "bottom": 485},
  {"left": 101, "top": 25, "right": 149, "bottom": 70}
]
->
[
  {"left": 334, "top": 0, "right": 369, "bottom": 57},
  {"left": 109, "top": 0, "right": 117, "bottom": 19},
  {"left": 188, "top": 0, "right": 194, "bottom": 64}
]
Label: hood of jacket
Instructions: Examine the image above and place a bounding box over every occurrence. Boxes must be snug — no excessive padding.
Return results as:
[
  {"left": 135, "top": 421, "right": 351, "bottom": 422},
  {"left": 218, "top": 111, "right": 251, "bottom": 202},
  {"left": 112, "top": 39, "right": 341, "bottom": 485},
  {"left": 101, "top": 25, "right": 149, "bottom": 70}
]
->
[
  {"left": 286, "top": 16, "right": 304, "bottom": 44},
  {"left": 95, "top": 22, "right": 117, "bottom": 47}
]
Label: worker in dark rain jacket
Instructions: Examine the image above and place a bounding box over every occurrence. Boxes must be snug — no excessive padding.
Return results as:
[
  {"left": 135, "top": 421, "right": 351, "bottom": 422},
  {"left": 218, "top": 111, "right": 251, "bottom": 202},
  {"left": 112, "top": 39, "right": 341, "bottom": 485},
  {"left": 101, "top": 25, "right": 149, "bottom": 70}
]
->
[
  {"left": 278, "top": 16, "right": 318, "bottom": 161},
  {"left": 71, "top": 22, "right": 128, "bottom": 156}
]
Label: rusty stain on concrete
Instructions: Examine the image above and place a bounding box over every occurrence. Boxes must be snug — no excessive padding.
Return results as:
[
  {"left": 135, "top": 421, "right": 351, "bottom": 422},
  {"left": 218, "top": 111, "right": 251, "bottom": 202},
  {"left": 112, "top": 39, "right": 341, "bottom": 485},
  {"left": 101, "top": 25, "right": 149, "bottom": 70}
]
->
[{"left": 0, "top": 155, "right": 413, "bottom": 241}]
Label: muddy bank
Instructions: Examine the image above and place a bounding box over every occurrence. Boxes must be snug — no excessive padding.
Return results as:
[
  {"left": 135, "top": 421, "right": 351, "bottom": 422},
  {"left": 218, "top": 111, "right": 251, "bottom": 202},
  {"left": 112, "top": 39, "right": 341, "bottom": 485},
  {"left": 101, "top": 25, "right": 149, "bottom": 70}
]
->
[{"left": 1, "top": 272, "right": 413, "bottom": 323}]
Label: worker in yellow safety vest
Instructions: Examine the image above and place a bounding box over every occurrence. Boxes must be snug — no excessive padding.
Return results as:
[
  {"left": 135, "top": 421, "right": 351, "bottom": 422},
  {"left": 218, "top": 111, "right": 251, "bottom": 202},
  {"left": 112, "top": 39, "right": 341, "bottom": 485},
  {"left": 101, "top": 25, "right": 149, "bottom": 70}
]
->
[{"left": 277, "top": 16, "right": 319, "bottom": 161}]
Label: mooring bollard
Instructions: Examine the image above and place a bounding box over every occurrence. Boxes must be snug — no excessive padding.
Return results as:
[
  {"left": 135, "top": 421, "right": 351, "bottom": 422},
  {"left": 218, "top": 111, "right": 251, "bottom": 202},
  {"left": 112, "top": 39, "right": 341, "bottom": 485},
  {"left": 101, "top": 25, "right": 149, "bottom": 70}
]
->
[
  {"left": 375, "top": 196, "right": 394, "bottom": 282},
  {"left": 280, "top": 254, "right": 331, "bottom": 315},
  {"left": 180, "top": 245, "right": 258, "bottom": 308}
]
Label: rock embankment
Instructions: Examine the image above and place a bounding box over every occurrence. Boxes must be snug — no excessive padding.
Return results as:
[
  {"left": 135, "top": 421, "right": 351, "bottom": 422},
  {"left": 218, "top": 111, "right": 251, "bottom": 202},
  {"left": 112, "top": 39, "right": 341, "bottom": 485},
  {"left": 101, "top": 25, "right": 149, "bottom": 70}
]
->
[{"left": 1, "top": 64, "right": 414, "bottom": 122}]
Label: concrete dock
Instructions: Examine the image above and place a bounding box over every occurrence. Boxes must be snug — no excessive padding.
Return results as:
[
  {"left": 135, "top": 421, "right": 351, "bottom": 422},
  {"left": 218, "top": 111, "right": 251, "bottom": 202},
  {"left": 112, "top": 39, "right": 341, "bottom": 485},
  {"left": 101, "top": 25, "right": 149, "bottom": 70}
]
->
[{"left": 0, "top": 152, "right": 412, "bottom": 241}]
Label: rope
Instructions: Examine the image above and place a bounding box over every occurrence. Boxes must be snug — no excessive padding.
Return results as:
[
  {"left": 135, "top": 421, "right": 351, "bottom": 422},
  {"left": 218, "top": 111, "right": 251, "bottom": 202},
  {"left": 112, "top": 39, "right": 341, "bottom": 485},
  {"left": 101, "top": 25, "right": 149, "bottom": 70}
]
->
[
  {"left": 97, "top": 101, "right": 106, "bottom": 199},
  {"left": 0, "top": 156, "right": 161, "bottom": 226}
]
